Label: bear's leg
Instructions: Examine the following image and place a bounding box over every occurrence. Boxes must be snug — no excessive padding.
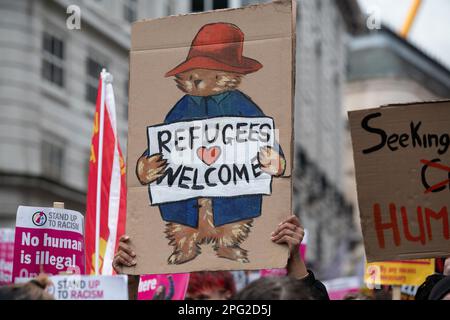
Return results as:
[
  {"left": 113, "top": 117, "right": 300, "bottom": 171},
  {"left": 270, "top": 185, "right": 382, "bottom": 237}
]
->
[
  {"left": 165, "top": 222, "right": 200, "bottom": 265},
  {"left": 213, "top": 219, "right": 253, "bottom": 263}
]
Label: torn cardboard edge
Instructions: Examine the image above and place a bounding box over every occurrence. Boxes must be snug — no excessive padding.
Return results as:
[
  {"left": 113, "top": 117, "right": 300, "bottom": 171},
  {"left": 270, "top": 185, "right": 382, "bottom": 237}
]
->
[
  {"left": 367, "top": 252, "right": 450, "bottom": 263},
  {"left": 133, "top": 0, "right": 293, "bottom": 24},
  {"left": 131, "top": 1, "right": 295, "bottom": 51},
  {"left": 289, "top": 0, "right": 297, "bottom": 181},
  {"left": 120, "top": 255, "right": 289, "bottom": 275},
  {"left": 347, "top": 99, "right": 450, "bottom": 118},
  {"left": 380, "top": 98, "right": 450, "bottom": 109}
]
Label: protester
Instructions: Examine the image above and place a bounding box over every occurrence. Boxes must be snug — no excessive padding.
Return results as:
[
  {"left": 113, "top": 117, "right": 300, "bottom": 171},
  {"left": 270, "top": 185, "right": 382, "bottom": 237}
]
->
[
  {"left": 113, "top": 215, "right": 328, "bottom": 300},
  {"left": 185, "top": 271, "right": 236, "bottom": 300},
  {"left": 444, "top": 257, "right": 450, "bottom": 276},
  {"left": 0, "top": 274, "right": 53, "bottom": 300},
  {"left": 428, "top": 276, "right": 450, "bottom": 300},
  {"left": 415, "top": 274, "right": 445, "bottom": 300},
  {"left": 414, "top": 257, "right": 450, "bottom": 300},
  {"left": 233, "top": 276, "right": 318, "bottom": 300},
  {"left": 232, "top": 216, "right": 329, "bottom": 300}
]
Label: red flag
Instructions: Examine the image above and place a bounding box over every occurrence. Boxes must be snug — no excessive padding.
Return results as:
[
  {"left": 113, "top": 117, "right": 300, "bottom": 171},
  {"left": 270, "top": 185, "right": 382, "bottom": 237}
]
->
[{"left": 85, "top": 70, "right": 126, "bottom": 275}]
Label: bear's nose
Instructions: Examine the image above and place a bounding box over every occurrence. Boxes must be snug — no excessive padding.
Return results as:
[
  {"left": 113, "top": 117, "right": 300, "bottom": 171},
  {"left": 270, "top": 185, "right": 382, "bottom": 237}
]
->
[{"left": 194, "top": 80, "right": 202, "bottom": 87}]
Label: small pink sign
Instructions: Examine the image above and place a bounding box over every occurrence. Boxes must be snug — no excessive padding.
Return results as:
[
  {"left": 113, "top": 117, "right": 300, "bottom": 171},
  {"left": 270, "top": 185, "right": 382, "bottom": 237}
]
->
[
  {"left": 328, "top": 287, "right": 360, "bottom": 300},
  {"left": 0, "top": 229, "right": 15, "bottom": 285},
  {"left": 12, "top": 206, "right": 85, "bottom": 280},
  {"left": 259, "top": 268, "right": 287, "bottom": 277},
  {"left": 138, "top": 274, "right": 190, "bottom": 300},
  {"left": 323, "top": 277, "right": 362, "bottom": 300},
  {"left": 300, "top": 242, "right": 307, "bottom": 261}
]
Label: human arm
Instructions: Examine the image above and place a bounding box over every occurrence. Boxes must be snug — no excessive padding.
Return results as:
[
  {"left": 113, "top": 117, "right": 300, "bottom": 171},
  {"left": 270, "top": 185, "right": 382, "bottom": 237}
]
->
[
  {"left": 271, "top": 215, "right": 329, "bottom": 300},
  {"left": 112, "top": 234, "right": 140, "bottom": 300},
  {"left": 270, "top": 215, "right": 307, "bottom": 279}
]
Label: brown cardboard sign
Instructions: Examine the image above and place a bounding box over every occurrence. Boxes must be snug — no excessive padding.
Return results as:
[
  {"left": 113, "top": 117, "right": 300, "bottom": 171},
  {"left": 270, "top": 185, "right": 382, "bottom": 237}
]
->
[
  {"left": 349, "top": 100, "right": 450, "bottom": 262},
  {"left": 124, "top": 1, "right": 295, "bottom": 275}
]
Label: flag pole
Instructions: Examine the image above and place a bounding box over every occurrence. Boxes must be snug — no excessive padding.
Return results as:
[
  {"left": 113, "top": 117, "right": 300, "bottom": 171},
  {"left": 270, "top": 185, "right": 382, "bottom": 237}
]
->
[{"left": 95, "top": 69, "right": 107, "bottom": 275}]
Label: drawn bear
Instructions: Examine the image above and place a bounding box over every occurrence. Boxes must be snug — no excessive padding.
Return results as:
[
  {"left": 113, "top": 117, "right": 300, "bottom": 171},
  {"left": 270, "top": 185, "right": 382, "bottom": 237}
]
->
[{"left": 136, "top": 23, "right": 285, "bottom": 265}]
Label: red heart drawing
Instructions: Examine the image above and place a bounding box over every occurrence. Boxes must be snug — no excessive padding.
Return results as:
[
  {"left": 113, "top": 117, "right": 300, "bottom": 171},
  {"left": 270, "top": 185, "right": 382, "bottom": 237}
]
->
[{"left": 197, "top": 146, "right": 221, "bottom": 166}]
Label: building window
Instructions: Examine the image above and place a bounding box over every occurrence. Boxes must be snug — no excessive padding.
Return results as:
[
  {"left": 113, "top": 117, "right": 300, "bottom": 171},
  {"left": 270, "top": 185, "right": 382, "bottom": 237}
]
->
[
  {"left": 124, "top": 80, "right": 129, "bottom": 120},
  {"left": 84, "top": 153, "right": 90, "bottom": 188},
  {"left": 123, "top": 0, "right": 138, "bottom": 23},
  {"left": 192, "top": 0, "right": 228, "bottom": 12},
  {"left": 315, "top": 41, "right": 322, "bottom": 58},
  {"left": 316, "top": 0, "right": 322, "bottom": 11},
  {"left": 213, "top": 0, "right": 228, "bottom": 9},
  {"left": 192, "top": 0, "right": 205, "bottom": 11},
  {"left": 42, "top": 140, "right": 64, "bottom": 181},
  {"left": 41, "top": 32, "right": 64, "bottom": 87},
  {"left": 165, "top": 0, "right": 174, "bottom": 16},
  {"left": 86, "top": 57, "right": 107, "bottom": 104}
]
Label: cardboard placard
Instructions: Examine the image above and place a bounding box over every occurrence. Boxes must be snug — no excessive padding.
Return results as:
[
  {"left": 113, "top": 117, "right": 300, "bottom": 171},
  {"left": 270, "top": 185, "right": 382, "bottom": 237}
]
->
[
  {"left": 138, "top": 274, "right": 190, "bottom": 300},
  {"left": 0, "top": 229, "right": 14, "bottom": 285},
  {"left": 349, "top": 100, "right": 450, "bottom": 262},
  {"left": 12, "top": 206, "right": 85, "bottom": 279},
  {"left": 15, "top": 275, "right": 128, "bottom": 300},
  {"left": 365, "top": 259, "right": 434, "bottom": 286},
  {"left": 125, "top": 1, "right": 295, "bottom": 274}
]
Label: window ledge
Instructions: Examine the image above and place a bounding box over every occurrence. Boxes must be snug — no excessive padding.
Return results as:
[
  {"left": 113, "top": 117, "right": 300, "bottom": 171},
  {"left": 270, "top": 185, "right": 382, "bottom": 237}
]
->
[{"left": 40, "top": 81, "right": 70, "bottom": 107}]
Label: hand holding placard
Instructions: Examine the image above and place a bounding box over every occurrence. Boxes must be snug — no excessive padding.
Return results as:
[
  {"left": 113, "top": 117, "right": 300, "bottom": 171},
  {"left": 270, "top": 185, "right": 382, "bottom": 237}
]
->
[{"left": 136, "top": 153, "right": 167, "bottom": 184}]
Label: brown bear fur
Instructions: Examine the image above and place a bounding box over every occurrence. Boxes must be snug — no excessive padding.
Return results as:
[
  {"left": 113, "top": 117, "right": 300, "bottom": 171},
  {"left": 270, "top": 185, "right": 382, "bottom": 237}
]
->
[{"left": 165, "top": 198, "right": 253, "bottom": 265}]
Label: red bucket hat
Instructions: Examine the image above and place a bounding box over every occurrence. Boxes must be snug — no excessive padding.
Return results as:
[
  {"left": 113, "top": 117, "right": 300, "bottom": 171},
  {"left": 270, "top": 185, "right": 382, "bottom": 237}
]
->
[{"left": 165, "top": 23, "right": 262, "bottom": 77}]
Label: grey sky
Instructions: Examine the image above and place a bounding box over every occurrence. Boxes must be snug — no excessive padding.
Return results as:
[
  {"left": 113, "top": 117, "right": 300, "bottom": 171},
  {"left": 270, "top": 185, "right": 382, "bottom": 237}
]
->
[{"left": 358, "top": 0, "right": 450, "bottom": 69}]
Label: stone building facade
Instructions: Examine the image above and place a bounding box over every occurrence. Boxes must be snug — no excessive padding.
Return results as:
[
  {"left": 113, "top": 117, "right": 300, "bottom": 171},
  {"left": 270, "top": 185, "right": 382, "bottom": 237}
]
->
[
  {"left": 0, "top": 0, "right": 168, "bottom": 226},
  {"left": 292, "top": 0, "right": 363, "bottom": 279}
]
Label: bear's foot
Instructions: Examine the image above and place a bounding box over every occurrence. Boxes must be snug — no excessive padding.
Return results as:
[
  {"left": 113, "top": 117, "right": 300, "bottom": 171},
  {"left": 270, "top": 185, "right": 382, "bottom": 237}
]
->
[
  {"left": 214, "top": 245, "right": 249, "bottom": 263},
  {"left": 167, "top": 248, "right": 200, "bottom": 265},
  {"left": 165, "top": 222, "right": 201, "bottom": 265}
]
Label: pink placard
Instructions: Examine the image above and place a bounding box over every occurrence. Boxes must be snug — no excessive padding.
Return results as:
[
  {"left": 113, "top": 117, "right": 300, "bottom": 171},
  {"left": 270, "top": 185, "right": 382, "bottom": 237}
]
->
[
  {"left": 259, "top": 268, "right": 287, "bottom": 277},
  {"left": 0, "top": 229, "right": 15, "bottom": 285},
  {"left": 138, "top": 274, "right": 190, "bottom": 300},
  {"left": 300, "top": 242, "right": 307, "bottom": 261},
  {"left": 12, "top": 206, "right": 85, "bottom": 280}
]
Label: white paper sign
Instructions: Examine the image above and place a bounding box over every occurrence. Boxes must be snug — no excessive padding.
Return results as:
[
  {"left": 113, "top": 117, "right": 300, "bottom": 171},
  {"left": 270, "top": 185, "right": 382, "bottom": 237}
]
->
[
  {"left": 15, "top": 275, "right": 128, "bottom": 300},
  {"left": 147, "top": 116, "right": 275, "bottom": 204}
]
